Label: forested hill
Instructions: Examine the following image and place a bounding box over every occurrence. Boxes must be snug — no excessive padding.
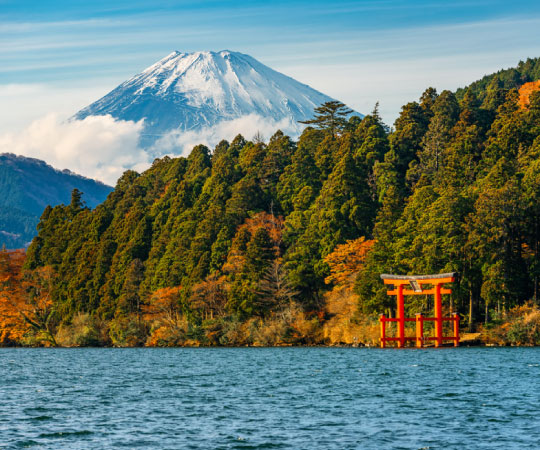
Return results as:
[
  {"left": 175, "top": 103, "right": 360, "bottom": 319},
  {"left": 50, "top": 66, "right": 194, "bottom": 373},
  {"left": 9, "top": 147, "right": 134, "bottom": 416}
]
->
[
  {"left": 21, "top": 60, "right": 540, "bottom": 346},
  {"left": 0, "top": 154, "right": 113, "bottom": 248},
  {"left": 456, "top": 57, "right": 540, "bottom": 102}
]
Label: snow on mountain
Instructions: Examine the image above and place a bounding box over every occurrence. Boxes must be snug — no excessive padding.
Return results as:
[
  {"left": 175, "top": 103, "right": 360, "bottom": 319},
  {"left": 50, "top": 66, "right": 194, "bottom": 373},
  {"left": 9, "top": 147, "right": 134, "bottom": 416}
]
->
[{"left": 74, "top": 50, "right": 358, "bottom": 150}]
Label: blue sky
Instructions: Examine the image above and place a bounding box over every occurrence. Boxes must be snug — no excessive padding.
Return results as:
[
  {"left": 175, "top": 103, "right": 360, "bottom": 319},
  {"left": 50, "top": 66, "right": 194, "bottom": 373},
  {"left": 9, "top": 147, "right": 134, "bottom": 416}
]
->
[
  {"left": 2, "top": 0, "right": 540, "bottom": 129},
  {"left": 2, "top": 1, "right": 540, "bottom": 182}
]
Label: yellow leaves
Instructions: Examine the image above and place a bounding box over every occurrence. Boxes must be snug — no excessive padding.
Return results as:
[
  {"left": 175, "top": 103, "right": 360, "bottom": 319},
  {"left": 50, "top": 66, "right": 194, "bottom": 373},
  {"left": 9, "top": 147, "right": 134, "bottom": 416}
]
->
[
  {"left": 324, "top": 237, "right": 374, "bottom": 286},
  {"left": 483, "top": 302, "right": 540, "bottom": 346}
]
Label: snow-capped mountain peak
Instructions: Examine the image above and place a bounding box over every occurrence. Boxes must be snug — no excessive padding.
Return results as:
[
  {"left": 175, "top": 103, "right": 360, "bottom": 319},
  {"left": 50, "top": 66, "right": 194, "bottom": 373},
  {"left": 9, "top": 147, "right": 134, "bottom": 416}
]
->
[{"left": 74, "top": 50, "right": 358, "bottom": 148}]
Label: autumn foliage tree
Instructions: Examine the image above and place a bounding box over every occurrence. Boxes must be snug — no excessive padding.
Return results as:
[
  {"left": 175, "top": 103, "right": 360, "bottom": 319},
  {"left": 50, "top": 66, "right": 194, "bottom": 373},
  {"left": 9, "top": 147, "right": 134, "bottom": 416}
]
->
[
  {"left": 143, "top": 286, "right": 185, "bottom": 346},
  {"left": 20, "top": 266, "right": 58, "bottom": 346},
  {"left": 0, "top": 249, "right": 28, "bottom": 344},
  {"left": 189, "top": 273, "right": 228, "bottom": 319},
  {"left": 143, "top": 286, "right": 182, "bottom": 326},
  {"left": 0, "top": 249, "right": 57, "bottom": 346},
  {"left": 324, "top": 237, "right": 375, "bottom": 287}
]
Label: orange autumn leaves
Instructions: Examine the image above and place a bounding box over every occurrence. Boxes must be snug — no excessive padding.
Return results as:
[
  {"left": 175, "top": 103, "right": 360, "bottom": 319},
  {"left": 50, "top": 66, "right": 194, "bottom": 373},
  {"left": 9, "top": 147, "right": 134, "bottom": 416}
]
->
[
  {"left": 143, "top": 286, "right": 186, "bottom": 346},
  {"left": 223, "top": 212, "right": 283, "bottom": 274},
  {"left": 1, "top": 232, "right": 375, "bottom": 347},
  {"left": 518, "top": 80, "right": 540, "bottom": 109},
  {"left": 0, "top": 249, "right": 56, "bottom": 345},
  {"left": 0, "top": 249, "right": 27, "bottom": 344},
  {"left": 323, "top": 237, "right": 374, "bottom": 287}
]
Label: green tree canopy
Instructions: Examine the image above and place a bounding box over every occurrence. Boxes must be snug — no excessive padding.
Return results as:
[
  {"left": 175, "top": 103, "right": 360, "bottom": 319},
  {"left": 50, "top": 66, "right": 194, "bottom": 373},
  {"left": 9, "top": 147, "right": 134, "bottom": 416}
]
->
[{"left": 300, "top": 100, "right": 354, "bottom": 137}]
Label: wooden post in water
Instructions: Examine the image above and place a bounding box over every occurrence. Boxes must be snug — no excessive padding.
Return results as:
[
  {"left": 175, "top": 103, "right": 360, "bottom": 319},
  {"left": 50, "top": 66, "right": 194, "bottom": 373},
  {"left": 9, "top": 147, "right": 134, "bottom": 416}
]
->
[
  {"left": 434, "top": 283, "right": 443, "bottom": 348},
  {"left": 453, "top": 313, "right": 460, "bottom": 347},
  {"left": 397, "top": 284, "right": 405, "bottom": 348},
  {"left": 380, "top": 314, "right": 386, "bottom": 348},
  {"left": 415, "top": 313, "right": 423, "bottom": 348}
]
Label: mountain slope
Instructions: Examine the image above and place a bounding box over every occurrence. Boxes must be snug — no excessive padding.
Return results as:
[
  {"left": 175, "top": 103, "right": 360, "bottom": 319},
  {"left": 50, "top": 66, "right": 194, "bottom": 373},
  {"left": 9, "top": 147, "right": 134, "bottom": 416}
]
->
[
  {"left": 74, "top": 50, "right": 357, "bottom": 146},
  {"left": 456, "top": 57, "right": 540, "bottom": 104},
  {"left": 0, "top": 153, "right": 113, "bottom": 248}
]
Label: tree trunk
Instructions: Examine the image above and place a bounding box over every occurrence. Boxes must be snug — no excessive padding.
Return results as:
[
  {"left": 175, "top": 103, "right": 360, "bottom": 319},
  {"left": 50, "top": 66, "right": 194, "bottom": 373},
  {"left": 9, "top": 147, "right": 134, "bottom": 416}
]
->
[
  {"left": 535, "top": 216, "right": 539, "bottom": 305},
  {"left": 468, "top": 289, "right": 474, "bottom": 332},
  {"left": 535, "top": 273, "right": 538, "bottom": 306}
]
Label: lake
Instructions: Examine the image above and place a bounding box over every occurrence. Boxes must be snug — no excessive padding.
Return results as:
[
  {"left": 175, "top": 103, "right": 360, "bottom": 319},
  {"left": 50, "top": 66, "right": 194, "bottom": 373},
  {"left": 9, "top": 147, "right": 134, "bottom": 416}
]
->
[{"left": 0, "top": 348, "right": 539, "bottom": 449}]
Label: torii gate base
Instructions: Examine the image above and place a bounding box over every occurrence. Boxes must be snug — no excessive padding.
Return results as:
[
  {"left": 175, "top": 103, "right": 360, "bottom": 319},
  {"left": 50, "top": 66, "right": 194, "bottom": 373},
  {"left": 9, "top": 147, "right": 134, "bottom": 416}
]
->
[{"left": 379, "top": 273, "right": 460, "bottom": 348}]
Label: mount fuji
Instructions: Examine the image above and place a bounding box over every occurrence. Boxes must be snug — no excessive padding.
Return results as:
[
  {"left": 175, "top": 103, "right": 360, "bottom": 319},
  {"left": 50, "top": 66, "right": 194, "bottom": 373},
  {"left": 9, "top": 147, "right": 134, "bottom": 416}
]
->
[{"left": 74, "top": 50, "right": 359, "bottom": 150}]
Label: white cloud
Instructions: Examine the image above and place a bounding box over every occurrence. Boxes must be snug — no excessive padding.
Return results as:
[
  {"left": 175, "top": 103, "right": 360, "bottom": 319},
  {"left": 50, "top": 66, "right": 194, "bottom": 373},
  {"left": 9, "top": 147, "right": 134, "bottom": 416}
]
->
[
  {"left": 0, "top": 113, "right": 303, "bottom": 186},
  {"left": 0, "top": 114, "right": 150, "bottom": 185},
  {"left": 150, "top": 114, "right": 302, "bottom": 156}
]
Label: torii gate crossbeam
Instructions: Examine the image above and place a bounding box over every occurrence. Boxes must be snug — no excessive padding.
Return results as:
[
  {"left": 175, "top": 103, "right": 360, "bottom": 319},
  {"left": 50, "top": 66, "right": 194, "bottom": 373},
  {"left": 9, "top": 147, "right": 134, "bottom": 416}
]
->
[{"left": 379, "top": 273, "right": 459, "bottom": 348}]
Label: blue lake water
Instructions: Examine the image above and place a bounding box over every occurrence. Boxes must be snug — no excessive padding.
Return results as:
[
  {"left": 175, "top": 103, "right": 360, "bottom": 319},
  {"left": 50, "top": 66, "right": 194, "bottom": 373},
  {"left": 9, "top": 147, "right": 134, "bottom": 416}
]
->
[{"left": 0, "top": 347, "right": 539, "bottom": 449}]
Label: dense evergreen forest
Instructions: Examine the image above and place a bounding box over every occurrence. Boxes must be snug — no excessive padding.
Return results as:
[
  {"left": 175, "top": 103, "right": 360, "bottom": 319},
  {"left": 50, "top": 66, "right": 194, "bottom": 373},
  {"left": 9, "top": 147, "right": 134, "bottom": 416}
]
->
[{"left": 2, "top": 57, "right": 540, "bottom": 347}]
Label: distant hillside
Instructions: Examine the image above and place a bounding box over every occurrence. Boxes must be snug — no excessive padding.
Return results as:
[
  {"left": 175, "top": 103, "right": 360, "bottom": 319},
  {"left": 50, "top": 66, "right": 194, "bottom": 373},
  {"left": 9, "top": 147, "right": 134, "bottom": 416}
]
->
[
  {"left": 0, "top": 153, "right": 113, "bottom": 248},
  {"left": 456, "top": 57, "right": 540, "bottom": 106}
]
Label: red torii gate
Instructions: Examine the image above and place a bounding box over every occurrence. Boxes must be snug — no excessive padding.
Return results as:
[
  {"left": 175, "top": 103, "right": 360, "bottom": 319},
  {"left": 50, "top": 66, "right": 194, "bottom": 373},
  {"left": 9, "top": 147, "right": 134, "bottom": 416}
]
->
[{"left": 379, "top": 273, "right": 459, "bottom": 348}]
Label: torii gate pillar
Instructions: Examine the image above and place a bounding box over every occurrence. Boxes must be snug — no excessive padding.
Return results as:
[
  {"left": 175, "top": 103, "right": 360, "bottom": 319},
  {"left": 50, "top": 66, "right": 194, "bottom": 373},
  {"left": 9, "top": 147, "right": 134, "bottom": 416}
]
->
[{"left": 379, "top": 273, "right": 459, "bottom": 348}]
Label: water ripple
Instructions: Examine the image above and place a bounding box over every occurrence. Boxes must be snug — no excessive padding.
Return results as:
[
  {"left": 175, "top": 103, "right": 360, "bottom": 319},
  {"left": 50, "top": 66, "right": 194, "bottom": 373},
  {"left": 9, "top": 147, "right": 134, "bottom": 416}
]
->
[{"left": 0, "top": 347, "right": 539, "bottom": 449}]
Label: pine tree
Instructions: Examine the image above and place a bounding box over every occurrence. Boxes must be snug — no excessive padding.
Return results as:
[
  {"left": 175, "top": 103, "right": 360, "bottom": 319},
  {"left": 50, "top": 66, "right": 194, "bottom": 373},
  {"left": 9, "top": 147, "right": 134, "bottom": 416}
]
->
[{"left": 300, "top": 100, "right": 354, "bottom": 137}]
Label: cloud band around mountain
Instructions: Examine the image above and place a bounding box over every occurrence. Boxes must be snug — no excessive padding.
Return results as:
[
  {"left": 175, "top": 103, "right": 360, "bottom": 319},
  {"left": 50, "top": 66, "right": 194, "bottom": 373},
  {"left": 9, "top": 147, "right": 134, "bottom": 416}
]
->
[{"left": 0, "top": 113, "right": 303, "bottom": 185}]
